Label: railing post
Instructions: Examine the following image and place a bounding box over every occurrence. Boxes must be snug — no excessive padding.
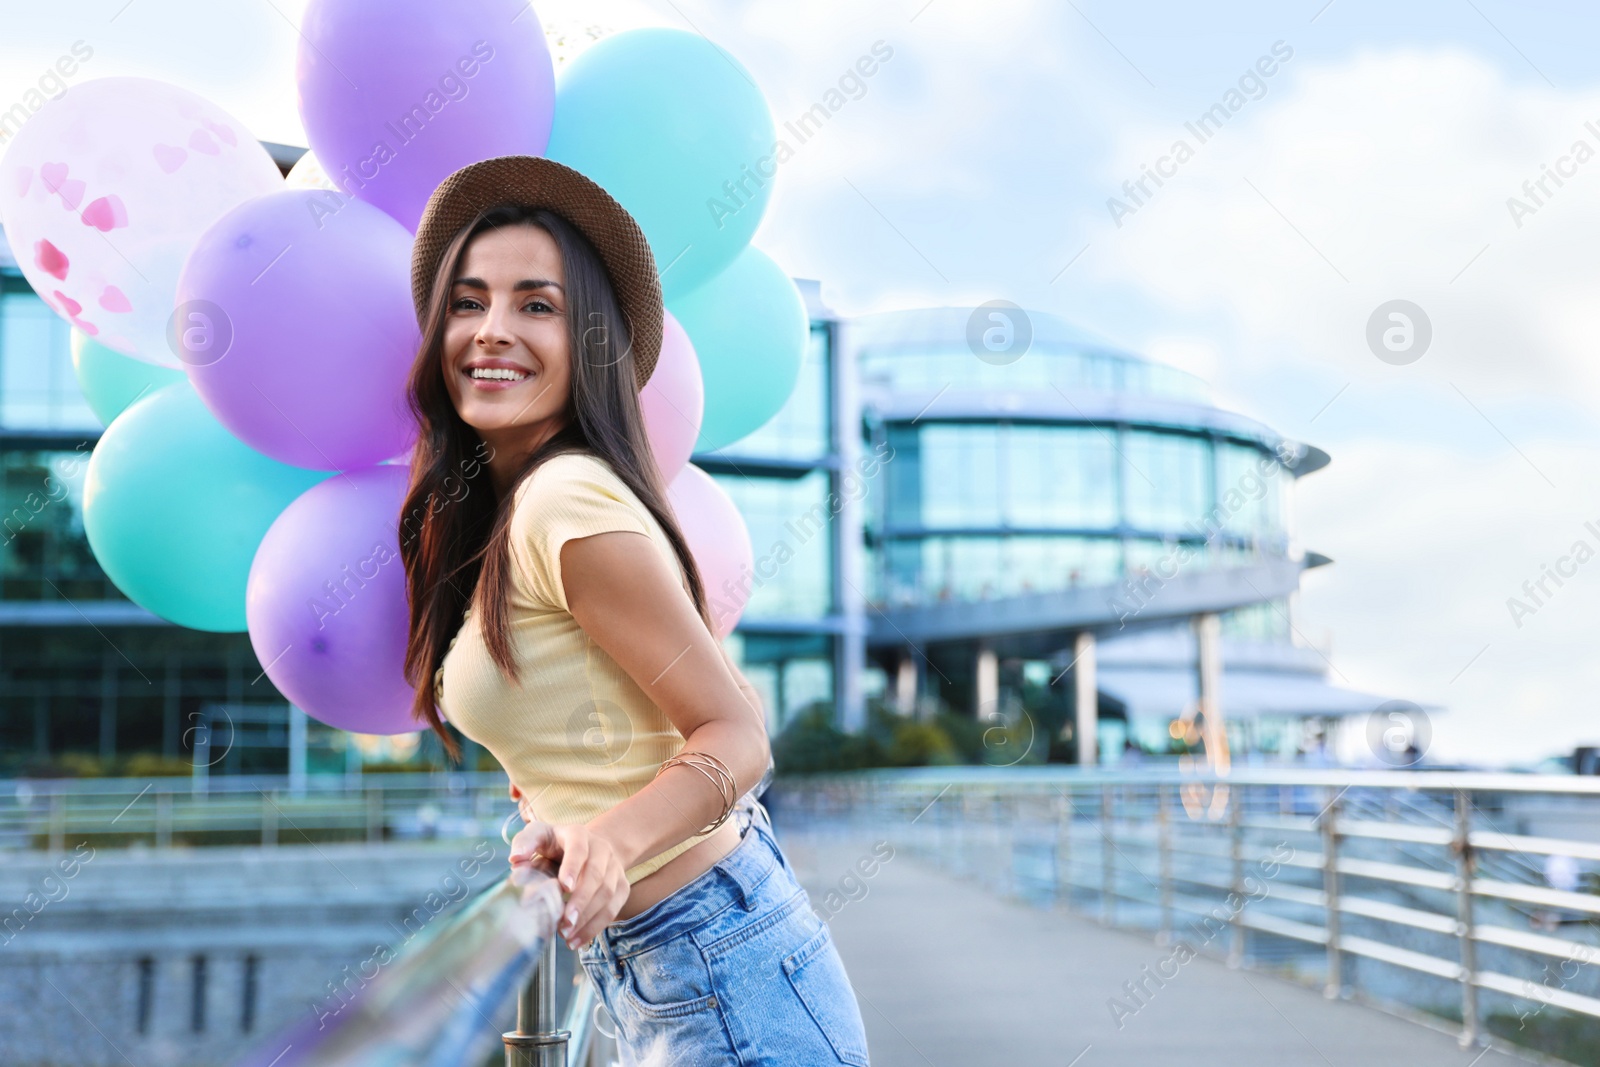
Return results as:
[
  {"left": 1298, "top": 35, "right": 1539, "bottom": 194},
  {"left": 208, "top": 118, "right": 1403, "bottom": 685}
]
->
[
  {"left": 504, "top": 932, "right": 570, "bottom": 1066},
  {"left": 1229, "top": 785, "right": 1244, "bottom": 967},
  {"left": 48, "top": 792, "right": 64, "bottom": 855},
  {"left": 1101, "top": 785, "right": 1115, "bottom": 927},
  {"left": 1158, "top": 783, "right": 1172, "bottom": 945},
  {"left": 262, "top": 791, "right": 277, "bottom": 847},
  {"left": 1454, "top": 787, "right": 1479, "bottom": 1049},
  {"left": 156, "top": 791, "right": 172, "bottom": 849},
  {"left": 1321, "top": 786, "right": 1342, "bottom": 998},
  {"left": 1055, "top": 789, "right": 1073, "bottom": 911},
  {"left": 366, "top": 787, "right": 384, "bottom": 843}
]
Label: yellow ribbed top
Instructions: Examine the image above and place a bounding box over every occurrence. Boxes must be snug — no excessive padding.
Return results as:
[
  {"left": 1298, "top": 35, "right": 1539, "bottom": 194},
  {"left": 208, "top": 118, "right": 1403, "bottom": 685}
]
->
[{"left": 434, "top": 452, "right": 716, "bottom": 883}]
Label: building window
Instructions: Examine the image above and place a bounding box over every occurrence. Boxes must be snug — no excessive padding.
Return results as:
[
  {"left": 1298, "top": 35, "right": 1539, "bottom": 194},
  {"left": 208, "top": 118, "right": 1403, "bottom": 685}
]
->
[
  {"left": 712, "top": 323, "right": 832, "bottom": 461},
  {"left": 1, "top": 449, "right": 117, "bottom": 601},
  {"left": 1122, "top": 430, "right": 1210, "bottom": 533},
  {"left": 0, "top": 280, "right": 100, "bottom": 432},
  {"left": 711, "top": 469, "right": 833, "bottom": 619},
  {"left": 1215, "top": 441, "right": 1285, "bottom": 541}
]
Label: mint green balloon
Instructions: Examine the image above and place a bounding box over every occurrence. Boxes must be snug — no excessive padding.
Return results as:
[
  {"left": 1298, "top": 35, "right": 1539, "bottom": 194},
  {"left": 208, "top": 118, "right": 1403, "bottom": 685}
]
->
[
  {"left": 545, "top": 28, "right": 776, "bottom": 301},
  {"left": 71, "top": 328, "right": 185, "bottom": 427},
  {"left": 670, "top": 246, "right": 806, "bottom": 452},
  {"left": 83, "top": 382, "right": 332, "bottom": 632}
]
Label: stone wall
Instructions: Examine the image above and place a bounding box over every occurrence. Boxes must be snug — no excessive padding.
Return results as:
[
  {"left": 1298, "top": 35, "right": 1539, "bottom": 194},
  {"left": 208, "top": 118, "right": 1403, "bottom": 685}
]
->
[{"left": 0, "top": 838, "right": 511, "bottom": 1067}]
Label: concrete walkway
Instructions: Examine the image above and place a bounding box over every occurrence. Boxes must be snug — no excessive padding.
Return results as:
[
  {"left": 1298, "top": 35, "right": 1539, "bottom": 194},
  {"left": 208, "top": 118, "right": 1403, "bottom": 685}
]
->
[{"left": 777, "top": 827, "right": 1532, "bottom": 1067}]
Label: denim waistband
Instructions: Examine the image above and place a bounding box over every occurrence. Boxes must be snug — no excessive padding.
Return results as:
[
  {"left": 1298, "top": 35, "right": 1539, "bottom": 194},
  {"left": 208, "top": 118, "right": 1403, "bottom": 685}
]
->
[{"left": 591, "top": 797, "right": 782, "bottom": 966}]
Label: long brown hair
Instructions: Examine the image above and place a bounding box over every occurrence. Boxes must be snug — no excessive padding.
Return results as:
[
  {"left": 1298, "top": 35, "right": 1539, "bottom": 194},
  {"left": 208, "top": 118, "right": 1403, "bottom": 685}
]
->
[{"left": 399, "top": 203, "right": 712, "bottom": 761}]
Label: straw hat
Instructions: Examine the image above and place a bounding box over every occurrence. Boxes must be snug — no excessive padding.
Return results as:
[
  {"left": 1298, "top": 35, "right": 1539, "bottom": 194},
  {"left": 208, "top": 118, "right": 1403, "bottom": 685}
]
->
[{"left": 410, "top": 155, "right": 662, "bottom": 391}]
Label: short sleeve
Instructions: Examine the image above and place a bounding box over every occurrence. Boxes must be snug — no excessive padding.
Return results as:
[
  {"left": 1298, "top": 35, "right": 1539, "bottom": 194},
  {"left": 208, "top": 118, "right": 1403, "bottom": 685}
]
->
[{"left": 511, "top": 455, "right": 653, "bottom": 613}]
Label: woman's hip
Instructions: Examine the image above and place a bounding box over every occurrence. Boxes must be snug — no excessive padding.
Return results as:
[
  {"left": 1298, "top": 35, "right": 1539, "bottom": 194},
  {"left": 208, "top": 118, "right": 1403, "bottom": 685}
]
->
[{"left": 578, "top": 805, "right": 870, "bottom": 1065}]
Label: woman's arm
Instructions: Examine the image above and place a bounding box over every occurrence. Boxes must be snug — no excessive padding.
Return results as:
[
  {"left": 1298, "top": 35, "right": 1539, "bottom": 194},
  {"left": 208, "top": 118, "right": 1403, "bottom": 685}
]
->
[{"left": 508, "top": 528, "right": 771, "bottom": 947}]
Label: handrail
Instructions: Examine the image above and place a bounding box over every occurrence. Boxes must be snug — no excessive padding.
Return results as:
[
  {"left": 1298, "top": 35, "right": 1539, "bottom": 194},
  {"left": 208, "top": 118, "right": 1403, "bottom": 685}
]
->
[
  {"left": 231, "top": 865, "right": 603, "bottom": 1067},
  {"left": 773, "top": 767, "right": 1600, "bottom": 1060}
]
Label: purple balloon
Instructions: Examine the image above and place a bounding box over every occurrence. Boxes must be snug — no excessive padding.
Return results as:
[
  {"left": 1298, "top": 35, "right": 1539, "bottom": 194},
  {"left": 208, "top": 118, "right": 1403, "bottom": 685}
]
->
[
  {"left": 297, "top": 0, "right": 556, "bottom": 232},
  {"left": 176, "top": 189, "right": 420, "bottom": 470},
  {"left": 246, "top": 464, "right": 418, "bottom": 734}
]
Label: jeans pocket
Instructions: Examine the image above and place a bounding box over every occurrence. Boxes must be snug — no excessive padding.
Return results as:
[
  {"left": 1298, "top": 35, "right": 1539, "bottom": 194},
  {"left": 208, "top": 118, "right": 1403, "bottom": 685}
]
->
[
  {"left": 783, "top": 924, "right": 871, "bottom": 1066},
  {"left": 619, "top": 933, "right": 719, "bottom": 1020}
]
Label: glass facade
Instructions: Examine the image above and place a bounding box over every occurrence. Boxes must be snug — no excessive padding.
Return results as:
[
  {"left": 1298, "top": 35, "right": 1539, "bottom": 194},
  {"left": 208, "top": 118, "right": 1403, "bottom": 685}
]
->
[
  {"left": 0, "top": 228, "right": 1310, "bottom": 762},
  {"left": 712, "top": 324, "right": 832, "bottom": 461},
  {"left": 713, "top": 468, "right": 834, "bottom": 619},
  {"left": 1, "top": 447, "right": 112, "bottom": 601},
  {"left": 864, "top": 419, "right": 1287, "bottom": 610},
  {"left": 1, "top": 276, "right": 99, "bottom": 431},
  {"left": 0, "top": 262, "right": 305, "bottom": 776},
  {"left": 697, "top": 320, "right": 839, "bottom": 729}
]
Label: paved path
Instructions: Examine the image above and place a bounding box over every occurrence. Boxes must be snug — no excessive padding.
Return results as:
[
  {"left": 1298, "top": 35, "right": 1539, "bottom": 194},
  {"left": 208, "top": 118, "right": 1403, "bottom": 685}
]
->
[{"left": 777, "top": 826, "right": 1532, "bottom": 1067}]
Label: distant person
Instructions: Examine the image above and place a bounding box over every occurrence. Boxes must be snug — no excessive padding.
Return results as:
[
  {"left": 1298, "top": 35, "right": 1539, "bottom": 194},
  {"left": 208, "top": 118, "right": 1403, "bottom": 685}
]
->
[{"left": 404, "top": 157, "right": 864, "bottom": 1064}]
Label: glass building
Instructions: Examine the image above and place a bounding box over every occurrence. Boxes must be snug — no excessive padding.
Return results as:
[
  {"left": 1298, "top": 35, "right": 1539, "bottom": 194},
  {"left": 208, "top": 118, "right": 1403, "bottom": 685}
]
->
[
  {"left": 693, "top": 294, "right": 1406, "bottom": 761},
  {"left": 0, "top": 141, "right": 1404, "bottom": 775}
]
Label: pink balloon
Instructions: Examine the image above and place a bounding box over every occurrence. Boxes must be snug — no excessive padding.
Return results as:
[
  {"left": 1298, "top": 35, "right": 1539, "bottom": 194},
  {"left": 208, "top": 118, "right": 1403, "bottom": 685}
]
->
[
  {"left": 665, "top": 464, "right": 754, "bottom": 638},
  {"left": 641, "top": 311, "right": 704, "bottom": 482},
  {"left": 246, "top": 465, "right": 418, "bottom": 734},
  {"left": 176, "top": 189, "right": 420, "bottom": 470},
  {"left": 0, "top": 76, "right": 283, "bottom": 366}
]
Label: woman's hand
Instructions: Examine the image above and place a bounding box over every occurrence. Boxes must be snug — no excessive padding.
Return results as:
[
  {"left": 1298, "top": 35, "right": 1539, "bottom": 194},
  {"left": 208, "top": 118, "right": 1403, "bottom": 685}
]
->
[{"left": 509, "top": 819, "right": 630, "bottom": 949}]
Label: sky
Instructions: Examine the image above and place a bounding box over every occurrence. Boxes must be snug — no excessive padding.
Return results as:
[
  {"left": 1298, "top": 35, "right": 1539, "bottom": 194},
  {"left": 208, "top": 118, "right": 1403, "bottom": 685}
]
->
[{"left": 4, "top": 0, "right": 1600, "bottom": 765}]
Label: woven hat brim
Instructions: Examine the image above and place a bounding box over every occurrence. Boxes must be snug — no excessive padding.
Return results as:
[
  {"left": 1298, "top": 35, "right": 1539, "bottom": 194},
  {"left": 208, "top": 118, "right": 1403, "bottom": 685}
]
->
[{"left": 410, "top": 155, "right": 662, "bottom": 391}]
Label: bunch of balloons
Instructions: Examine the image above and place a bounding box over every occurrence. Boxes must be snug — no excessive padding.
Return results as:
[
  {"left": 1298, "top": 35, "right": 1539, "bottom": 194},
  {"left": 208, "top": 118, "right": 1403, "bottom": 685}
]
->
[{"left": 0, "top": 0, "right": 809, "bottom": 734}]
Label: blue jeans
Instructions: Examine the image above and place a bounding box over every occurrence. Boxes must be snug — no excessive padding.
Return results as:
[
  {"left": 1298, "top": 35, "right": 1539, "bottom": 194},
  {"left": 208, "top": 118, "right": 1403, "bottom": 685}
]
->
[{"left": 579, "top": 800, "right": 870, "bottom": 1066}]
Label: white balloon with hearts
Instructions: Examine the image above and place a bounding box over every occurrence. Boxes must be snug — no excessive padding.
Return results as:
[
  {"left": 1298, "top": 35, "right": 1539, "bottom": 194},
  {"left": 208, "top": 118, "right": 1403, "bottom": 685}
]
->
[{"left": 0, "top": 76, "right": 283, "bottom": 367}]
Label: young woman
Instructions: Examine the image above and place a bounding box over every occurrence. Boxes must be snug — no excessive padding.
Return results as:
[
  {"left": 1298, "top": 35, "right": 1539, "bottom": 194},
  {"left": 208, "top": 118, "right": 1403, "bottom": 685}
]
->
[{"left": 398, "top": 155, "right": 870, "bottom": 1067}]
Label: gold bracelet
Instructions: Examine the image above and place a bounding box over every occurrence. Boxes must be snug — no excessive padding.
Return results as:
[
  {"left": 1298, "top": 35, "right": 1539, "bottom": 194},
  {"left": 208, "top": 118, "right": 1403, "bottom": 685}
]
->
[{"left": 655, "top": 750, "right": 739, "bottom": 834}]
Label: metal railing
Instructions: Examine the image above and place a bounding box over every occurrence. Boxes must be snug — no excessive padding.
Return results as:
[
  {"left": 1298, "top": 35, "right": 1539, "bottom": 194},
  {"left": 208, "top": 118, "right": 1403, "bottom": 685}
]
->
[
  {"left": 771, "top": 766, "right": 1600, "bottom": 1058},
  {"left": 232, "top": 861, "right": 619, "bottom": 1067},
  {"left": 1, "top": 772, "right": 514, "bottom": 850}
]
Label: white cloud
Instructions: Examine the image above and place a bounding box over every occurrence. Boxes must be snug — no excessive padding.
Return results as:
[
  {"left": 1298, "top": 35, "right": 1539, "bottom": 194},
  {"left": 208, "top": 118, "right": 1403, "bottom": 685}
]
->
[{"left": 1090, "top": 47, "right": 1600, "bottom": 763}]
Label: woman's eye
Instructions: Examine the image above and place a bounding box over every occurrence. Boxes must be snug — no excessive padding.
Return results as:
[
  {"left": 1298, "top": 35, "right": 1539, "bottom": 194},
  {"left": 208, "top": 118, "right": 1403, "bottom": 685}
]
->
[
  {"left": 524, "top": 300, "right": 553, "bottom": 313},
  {"left": 451, "top": 297, "right": 481, "bottom": 311}
]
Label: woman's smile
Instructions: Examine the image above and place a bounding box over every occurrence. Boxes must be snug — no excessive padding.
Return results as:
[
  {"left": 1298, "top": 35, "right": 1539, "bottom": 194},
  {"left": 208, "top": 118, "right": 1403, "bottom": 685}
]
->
[{"left": 462, "top": 356, "right": 537, "bottom": 392}]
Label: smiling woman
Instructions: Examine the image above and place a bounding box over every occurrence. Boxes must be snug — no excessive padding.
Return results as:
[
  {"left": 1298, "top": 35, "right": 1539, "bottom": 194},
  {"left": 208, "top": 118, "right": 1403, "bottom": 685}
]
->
[{"left": 394, "top": 155, "right": 869, "bottom": 1065}]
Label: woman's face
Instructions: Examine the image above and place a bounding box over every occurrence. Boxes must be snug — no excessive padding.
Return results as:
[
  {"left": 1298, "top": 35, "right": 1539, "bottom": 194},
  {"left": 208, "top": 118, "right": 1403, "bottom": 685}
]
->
[{"left": 442, "top": 222, "right": 571, "bottom": 454}]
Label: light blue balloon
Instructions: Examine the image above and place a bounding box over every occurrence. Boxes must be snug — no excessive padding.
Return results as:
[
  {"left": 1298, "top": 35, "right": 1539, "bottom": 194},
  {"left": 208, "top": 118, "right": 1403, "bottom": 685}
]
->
[
  {"left": 83, "top": 382, "right": 333, "bottom": 632},
  {"left": 669, "top": 246, "right": 806, "bottom": 452},
  {"left": 71, "top": 328, "right": 186, "bottom": 427},
  {"left": 545, "top": 28, "right": 776, "bottom": 301}
]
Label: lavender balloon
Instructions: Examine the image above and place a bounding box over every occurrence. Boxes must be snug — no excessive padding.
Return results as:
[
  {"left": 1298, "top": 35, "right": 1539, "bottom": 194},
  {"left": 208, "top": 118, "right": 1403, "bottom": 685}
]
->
[
  {"left": 297, "top": 0, "right": 556, "bottom": 232},
  {"left": 176, "top": 189, "right": 419, "bottom": 470},
  {"left": 246, "top": 464, "right": 417, "bottom": 734}
]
